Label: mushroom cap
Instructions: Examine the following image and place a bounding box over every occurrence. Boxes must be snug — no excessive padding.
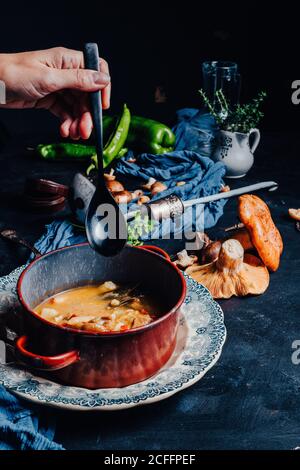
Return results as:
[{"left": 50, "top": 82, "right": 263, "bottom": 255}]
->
[
  {"left": 106, "top": 180, "right": 124, "bottom": 193},
  {"left": 113, "top": 190, "right": 132, "bottom": 204},
  {"left": 230, "top": 227, "right": 253, "bottom": 251},
  {"left": 238, "top": 194, "right": 283, "bottom": 272}
]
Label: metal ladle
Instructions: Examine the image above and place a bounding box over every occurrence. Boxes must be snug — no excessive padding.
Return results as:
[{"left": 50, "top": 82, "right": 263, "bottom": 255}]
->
[{"left": 84, "top": 43, "right": 127, "bottom": 256}]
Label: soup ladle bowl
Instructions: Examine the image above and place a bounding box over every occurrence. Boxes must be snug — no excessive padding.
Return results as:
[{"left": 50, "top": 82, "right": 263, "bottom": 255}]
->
[{"left": 83, "top": 43, "right": 127, "bottom": 257}]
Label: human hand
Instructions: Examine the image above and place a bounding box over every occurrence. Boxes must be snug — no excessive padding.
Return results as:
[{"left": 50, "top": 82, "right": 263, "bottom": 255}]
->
[{"left": 0, "top": 47, "right": 111, "bottom": 139}]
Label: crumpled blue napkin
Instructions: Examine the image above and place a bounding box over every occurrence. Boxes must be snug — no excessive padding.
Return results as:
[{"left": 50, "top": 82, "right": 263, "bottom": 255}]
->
[
  {"left": 115, "top": 150, "right": 226, "bottom": 237},
  {"left": 173, "top": 108, "right": 218, "bottom": 156},
  {"left": 0, "top": 386, "right": 63, "bottom": 450},
  {"left": 111, "top": 108, "right": 225, "bottom": 238}
]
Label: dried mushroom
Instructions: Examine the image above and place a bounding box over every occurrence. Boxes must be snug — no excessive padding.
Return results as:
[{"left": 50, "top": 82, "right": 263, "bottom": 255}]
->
[
  {"left": 104, "top": 169, "right": 116, "bottom": 181},
  {"left": 151, "top": 181, "right": 167, "bottom": 196},
  {"left": 137, "top": 195, "right": 151, "bottom": 205},
  {"left": 174, "top": 250, "right": 197, "bottom": 270},
  {"left": 106, "top": 179, "right": 124, "bottom": 193},
  {"left": 238, "top": 195, "right": 283, "bottom": 272},
  {"left": 113, "top": 191, "right": 132, "bottom": 204},
  {"left": 141, "top": 177, "right": 157, "bottom": 191},
  {"left": 288, "top": 208, "right": 300, "bottom": 221},
  {"left": 220, "top": 185, "right": 230, "bottom": 193},
  {"left": 186, "top": 239, "right": 270, "bottom": 299},
  {"left": 201, "top": 241, "right": 222, "bottom": 264},
  {"left": 131, "top": 189, "right": 144, "bottom": 200}
]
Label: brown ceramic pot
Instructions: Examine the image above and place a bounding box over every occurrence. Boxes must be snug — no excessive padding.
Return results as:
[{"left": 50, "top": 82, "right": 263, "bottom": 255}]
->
[{"left": 16, "top": 243, "right": 186, "bottom": 389}]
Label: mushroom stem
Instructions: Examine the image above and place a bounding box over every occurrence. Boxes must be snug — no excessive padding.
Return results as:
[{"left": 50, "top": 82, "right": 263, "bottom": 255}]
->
[{"left": 216, "top": 239, "right": 243, "bottom": 273}]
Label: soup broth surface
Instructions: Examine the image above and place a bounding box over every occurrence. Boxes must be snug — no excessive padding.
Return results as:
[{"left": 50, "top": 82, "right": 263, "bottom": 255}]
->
[{"left": 34, "top": 281, "right": 158, "bottom": 333}]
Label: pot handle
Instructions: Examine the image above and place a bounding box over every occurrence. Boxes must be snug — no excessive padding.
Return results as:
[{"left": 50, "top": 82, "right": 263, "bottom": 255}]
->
[
  {"left": 15, "top": 336, "right": 80, "bottom": 371},
  {"left": 138, "top": 245, "right": 171, "bottom": 261}
]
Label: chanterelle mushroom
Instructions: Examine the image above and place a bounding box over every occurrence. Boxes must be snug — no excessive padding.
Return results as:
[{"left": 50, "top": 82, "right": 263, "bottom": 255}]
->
[
  {"left": 186, "top": 239, "right": 270, "bottom": 299},
  {"left": 238, "top": 195, "right": 283, "bottom": 272},
  {"left": 230, "top": 227, "right": 254, "bottom": 251}
]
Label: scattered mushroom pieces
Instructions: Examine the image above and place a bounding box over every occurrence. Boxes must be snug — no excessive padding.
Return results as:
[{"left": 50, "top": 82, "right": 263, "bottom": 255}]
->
[
  {"left": 186, "top": 239, "right": 270, "bottom": 299},
  {"left": 220, "top": 185, "right": 230, "bottom": 193},
  {"left": 113, "top": 191, "right": 132, "bottom": 204},
  {"left": 104, "top": 169, "right": 116, "bottom": 181},
  {"left": 131, "top": 189, "right": 144, "bottom": 200},
  {"left": 151, "top": 181, "right": 167, "bottom": 196},
  {"left": 141, "top": 177, "right": 157, "bottom": 191},
  {"left": 137, "top": 195, "right": 151, "bottom": 205},
  {"left": 174, "top": 250, "right": 198, "bottom": 270},
  {"left": 106, "top": 179, "right": 124, "bottom": 193},
  {"left": 238, "top": 195, "right": 283, "bottom": 272},
  {"left": 200, "top": 241, "right": 222, "bottom": 265},
  {"left": 288, "top": 208, "right": 300, "bottom": 221}
]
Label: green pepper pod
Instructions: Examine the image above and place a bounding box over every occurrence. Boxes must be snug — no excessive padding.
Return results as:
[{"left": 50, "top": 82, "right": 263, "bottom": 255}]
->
[
  {"left": 37, "top": 143, "right": 96, "bottom": 161},
  {"left": 102, "top": 104, "right": 131, "bottom": 168},
  {"left": 126, "top": 116, "right": 176, "bottom": 154}
]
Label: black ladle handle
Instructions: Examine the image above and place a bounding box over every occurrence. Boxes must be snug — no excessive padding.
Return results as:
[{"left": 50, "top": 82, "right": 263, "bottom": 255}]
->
[{"left": 83, "top": 43, "right": 104, "bottom": 180}]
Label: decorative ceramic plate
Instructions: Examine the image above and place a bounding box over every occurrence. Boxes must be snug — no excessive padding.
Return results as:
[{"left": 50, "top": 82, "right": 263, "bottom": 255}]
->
[{"left": 0, "top": 266, "right": 226, "bottom": 411}]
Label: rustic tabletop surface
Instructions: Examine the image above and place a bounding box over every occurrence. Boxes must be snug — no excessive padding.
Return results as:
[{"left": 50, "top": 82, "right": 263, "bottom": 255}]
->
[{"left": 0, "top": 131, "right": 299, "bottom": 450}]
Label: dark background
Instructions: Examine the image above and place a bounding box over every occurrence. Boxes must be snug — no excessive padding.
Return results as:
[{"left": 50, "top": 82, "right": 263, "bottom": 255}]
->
[{"left": 0, "top": 1, "right": 299, "bottom": 136}]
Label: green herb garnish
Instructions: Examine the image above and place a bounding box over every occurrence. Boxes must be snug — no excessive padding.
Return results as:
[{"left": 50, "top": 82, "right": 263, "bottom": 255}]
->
[{"left": 127, "top": 212, "right": 154, "bottom": 246}]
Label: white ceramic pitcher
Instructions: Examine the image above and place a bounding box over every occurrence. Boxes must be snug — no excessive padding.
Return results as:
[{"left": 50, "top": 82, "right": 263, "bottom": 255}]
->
[{"left": 213, "top": 128, "right": 261, "bottom": 178}]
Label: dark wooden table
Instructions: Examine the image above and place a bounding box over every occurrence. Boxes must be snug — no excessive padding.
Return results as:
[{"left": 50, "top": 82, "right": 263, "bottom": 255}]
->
[{"left": 0, "top": 131, "right": 300, "bottom": 450}]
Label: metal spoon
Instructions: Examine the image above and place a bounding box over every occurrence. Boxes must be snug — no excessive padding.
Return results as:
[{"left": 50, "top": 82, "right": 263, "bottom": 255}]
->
[{"left": 83, "top": 43, "right": 127, "bottom": 256}]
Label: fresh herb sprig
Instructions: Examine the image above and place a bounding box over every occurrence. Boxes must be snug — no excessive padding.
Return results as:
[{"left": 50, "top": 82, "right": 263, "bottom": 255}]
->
[
  {"left": 127, "top": 212, "right": 154, "bottom": 246},
  {"left": 199, "top": 89, "right": 267, "bottom": 133}
]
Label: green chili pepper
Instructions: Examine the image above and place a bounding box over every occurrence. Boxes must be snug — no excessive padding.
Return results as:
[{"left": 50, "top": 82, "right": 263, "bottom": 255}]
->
[
  {"left": 116, "top": 147, "right": 128, "bottom": 158},
  {"left": 126, "top": 115, "right": 175, "bottom": 154},
  {"left": 103, "top": 114, "right": 175, "bottom": 154},
  {"left": 37, "top": 143, "right": 96, "bottom": 160},
  {"left": 102, "top": 104, "right": 131, "bottom": 167}
]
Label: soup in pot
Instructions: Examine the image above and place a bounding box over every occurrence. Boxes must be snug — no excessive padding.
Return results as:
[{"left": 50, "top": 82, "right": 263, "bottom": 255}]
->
[{"left": 34, "top": 281, "right": 159, "bottom": 333}]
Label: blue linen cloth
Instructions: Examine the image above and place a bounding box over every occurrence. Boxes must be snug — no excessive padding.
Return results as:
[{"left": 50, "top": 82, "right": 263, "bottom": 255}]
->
[
  {"left": 0, "top": 386, "right": 64, "bottom": 450},
  {"left": 173, "top": 108, "right": 218, "bottom": 157},
  {"left": 115, "top": 150, "right": 226, "bottom": 238},
  {"left": 113, "top": 107, "right": 225, "bottom": 238}
]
